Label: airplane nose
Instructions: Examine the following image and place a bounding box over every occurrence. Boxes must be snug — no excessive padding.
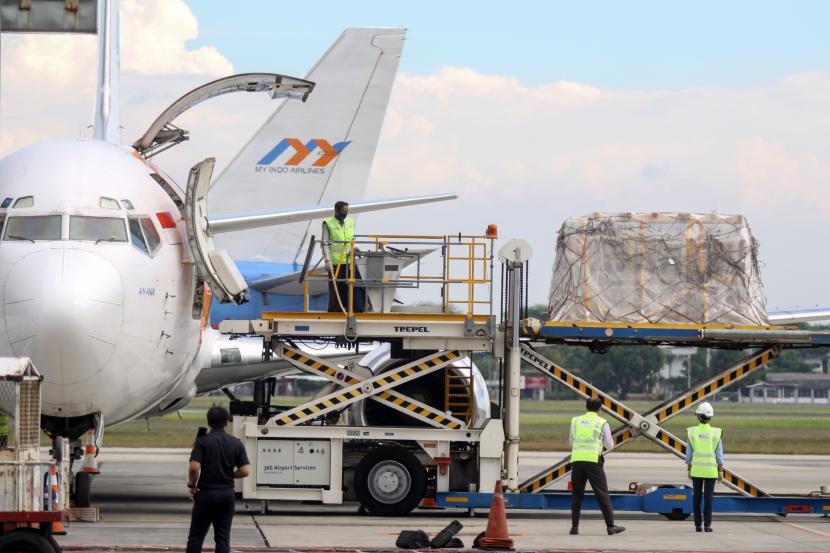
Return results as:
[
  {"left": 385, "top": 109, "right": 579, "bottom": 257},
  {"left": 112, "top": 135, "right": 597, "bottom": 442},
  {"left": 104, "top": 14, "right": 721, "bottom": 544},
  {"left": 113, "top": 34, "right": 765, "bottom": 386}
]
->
[{"left": 4, "top": 248, "right": 124, "bottom": 385}]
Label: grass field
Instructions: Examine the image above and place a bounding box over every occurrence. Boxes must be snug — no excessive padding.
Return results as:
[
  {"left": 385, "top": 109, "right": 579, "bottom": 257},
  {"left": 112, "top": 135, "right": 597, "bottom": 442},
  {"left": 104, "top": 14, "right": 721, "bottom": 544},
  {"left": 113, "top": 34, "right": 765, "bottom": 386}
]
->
[{"left": 91, "top": 397, "right": 830, "bottom": 454}]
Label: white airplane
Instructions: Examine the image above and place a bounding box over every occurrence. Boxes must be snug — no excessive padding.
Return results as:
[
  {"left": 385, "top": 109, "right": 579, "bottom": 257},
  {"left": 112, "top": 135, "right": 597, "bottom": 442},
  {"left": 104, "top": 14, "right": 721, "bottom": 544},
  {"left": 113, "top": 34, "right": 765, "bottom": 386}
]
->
[
  {"left": 768, "top": 307, "right": 830, "bottom": 324},
  {"left": 0, "top": 0, "right": 463, "bottom": 503}
]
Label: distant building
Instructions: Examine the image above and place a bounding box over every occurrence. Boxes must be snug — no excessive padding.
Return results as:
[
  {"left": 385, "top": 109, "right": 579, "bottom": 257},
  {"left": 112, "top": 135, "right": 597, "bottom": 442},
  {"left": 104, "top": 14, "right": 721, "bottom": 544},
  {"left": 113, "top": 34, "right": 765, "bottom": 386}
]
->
[
  {"left": 744, "top": 372, "right": 830, "bottom": 404},
  {"left": 657, "top": 346, "right": 697, "bottom": 395}
]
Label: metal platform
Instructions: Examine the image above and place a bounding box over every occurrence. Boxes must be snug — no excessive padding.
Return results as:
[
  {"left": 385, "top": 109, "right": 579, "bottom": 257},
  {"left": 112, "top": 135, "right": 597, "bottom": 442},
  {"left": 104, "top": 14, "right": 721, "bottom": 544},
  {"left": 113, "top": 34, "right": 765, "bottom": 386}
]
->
[
  {"left": 219, "top": 312, "right": 496, "bottom": 352},
  {"left": 521, "top": 319, "right": 830, "bottom": 348}
]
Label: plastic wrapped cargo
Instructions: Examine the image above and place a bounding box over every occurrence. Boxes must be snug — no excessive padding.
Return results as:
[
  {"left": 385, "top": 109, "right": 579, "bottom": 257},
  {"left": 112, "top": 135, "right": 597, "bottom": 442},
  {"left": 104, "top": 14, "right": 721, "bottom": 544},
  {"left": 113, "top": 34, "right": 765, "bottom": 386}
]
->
[{"left": 547, "top": 212, "right": 769, "bottom": 326}]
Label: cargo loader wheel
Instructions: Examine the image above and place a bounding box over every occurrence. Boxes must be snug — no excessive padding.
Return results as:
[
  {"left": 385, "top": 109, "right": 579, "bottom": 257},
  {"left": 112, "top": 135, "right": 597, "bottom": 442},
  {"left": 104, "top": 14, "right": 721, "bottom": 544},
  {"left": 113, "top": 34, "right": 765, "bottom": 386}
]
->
[
  {"left": 74, "top": 471, "right": 92, "bottom": 508},
  {"left": 661, "top": 510, "right": 691, "bottom": 521},
  {"left": 355, "top": 445, "right": 426, "bottom": 516},
  {"left": 0, "top": 529, "right": 60, "bottom": 553}
]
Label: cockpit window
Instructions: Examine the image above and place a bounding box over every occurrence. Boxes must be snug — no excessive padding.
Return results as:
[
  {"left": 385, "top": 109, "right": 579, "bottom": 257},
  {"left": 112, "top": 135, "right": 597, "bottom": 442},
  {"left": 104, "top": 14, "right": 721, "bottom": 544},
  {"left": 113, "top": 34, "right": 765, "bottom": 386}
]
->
[
  {"left": 121, "top": 199, "right": 135, "bottom": 210},
  {"left": 13, "top": 196, "right": 34, "bottom": 208},
  {"left": 69, "top": 216, "right": 127, "bottom": 242},
  {"left": 1, "top": 198, "right": 12, "bottom": 208},
  {"left": 128, "top": 217, "right": 162, "bottom": 256},
  {"left": 128, "top": 218, "right": 149, "bottom": 254},
  {"left": 139, "top": 217, "right": 161, "bottom": 254},
  {"left": 100, "top": 197, "right": 120, "bottom": 210},
  {"left": 3, "top": 215, "right": 61, "bottom": 241}
]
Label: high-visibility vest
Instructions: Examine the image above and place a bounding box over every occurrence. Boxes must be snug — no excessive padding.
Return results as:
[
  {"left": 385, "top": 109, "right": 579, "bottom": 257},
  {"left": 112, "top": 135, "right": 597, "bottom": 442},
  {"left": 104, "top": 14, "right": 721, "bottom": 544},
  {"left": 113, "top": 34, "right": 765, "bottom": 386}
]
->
[
  {"left": 570, "top": 411, "right": 607, "bottom": 463},
  {"left": 687, "top": 423, "right": 722, "bottom": 478},
  {"left": 0, "top": 414, "right": 8, "bottom": 435},
  {"left": 324, "top": 216, "right": 355, "bottom": 266}
]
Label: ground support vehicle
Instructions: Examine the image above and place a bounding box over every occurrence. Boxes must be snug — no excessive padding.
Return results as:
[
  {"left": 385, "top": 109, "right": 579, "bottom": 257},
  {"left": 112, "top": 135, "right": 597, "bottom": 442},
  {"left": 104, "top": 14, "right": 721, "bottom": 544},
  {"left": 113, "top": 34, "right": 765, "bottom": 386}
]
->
[
  {"left": 222, "top": 232, "right": 505, "bottom": 515},
  {"left": 0, "top": 358, "right": 70, "bottom": 552},
  {"left": 223, "top": 235, "right": 830, "bottom": 518}
]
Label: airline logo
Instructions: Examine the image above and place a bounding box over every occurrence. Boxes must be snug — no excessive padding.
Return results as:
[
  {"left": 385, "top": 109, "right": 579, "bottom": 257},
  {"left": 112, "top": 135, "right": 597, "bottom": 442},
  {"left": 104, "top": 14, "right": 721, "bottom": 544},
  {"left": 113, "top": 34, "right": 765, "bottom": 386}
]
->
[{"left": 256, "top": 138, "right": 351, "bottom": 175}]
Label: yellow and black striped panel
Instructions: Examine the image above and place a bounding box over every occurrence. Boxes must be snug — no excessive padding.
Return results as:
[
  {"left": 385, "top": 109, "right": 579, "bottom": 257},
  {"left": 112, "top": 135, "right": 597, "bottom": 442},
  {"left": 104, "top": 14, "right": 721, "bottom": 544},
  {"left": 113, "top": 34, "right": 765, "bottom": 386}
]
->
[
  {"left": 519, "top": 426, "right": 638, "bottom": 493},
  {"left": 651, "top": 429, "right": 769, "bottom": 498},
  {"left": 280, "top": 346, "right": 462, "bottom": 428},
  {"left": 375, "top": 391, "right": 463, "bottom": 429},
  {"left": 275, "top": 350, "right": 461, "bottom": 427},
  {"left": 521, "top": 346, "right": 635, "bottom": 423},
  {"left": 372, "top": 351, "right": 460, "bottom": 389},
  {"left": 653, "top": 429, "right": 688, "bottom": 456},
  {"left": 519, "top": 462, "right": 572, "bottom": 493},
  {"left": 653, "top": 348, "right": 778, "bottom": 423},
  {"left": 276, "top": 387, "right": 364, "bottom": 426},
  {"left": 722, "top": 469, "right": 768, "bottom": 498},
  {"left": 281, "top": 348, "right": 360, "bottom": 385}
]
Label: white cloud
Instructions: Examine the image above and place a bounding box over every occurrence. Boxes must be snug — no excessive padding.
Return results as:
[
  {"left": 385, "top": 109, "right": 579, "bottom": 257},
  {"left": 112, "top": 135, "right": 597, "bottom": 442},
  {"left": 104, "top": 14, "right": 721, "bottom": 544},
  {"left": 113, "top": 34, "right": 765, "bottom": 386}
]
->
[
  {"left": 1, "top": 3, "right": 828, "bottom": 311},
  {"left": 363, "top": 69, "right": 830, "bottom": 308},
  {"left": 121, "top": 0, "right": 232, "bottom": 75},
  {"left": 0, "top": 0, "right": 234, "bottom": 153}
]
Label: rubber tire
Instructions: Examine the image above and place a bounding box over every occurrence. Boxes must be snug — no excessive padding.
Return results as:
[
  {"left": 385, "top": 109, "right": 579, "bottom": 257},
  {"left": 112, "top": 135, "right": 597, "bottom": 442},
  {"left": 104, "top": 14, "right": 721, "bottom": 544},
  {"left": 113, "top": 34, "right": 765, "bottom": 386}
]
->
[
  {"left": 0, "top": 529, "right": 59, "bottom": 553},
  {"left": 354, "top": 445, "right": 426, "bottom": 516},
  {"left": 74, "top": 471, "right": 93, "bottom": 508},
  {"left": 657, "top": 484, "right": 690, "bottom": 520},
  {"left": 662, "top": 510, "right": 691, "bottom": 521}
]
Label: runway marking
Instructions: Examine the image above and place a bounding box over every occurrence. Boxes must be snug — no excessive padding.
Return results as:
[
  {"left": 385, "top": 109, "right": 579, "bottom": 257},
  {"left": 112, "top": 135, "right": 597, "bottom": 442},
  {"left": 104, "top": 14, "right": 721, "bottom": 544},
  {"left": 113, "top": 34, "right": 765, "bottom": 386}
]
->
[{"left": 776, "top": 519, "right": 830, "bottom": 538}]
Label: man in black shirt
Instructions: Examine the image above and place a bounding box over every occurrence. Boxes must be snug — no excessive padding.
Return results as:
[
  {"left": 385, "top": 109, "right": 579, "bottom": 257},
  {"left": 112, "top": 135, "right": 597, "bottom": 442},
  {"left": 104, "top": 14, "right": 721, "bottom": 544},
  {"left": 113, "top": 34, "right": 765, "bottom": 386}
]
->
[{"left": 186, "top": 406, "right": 250, "bottom": 553}]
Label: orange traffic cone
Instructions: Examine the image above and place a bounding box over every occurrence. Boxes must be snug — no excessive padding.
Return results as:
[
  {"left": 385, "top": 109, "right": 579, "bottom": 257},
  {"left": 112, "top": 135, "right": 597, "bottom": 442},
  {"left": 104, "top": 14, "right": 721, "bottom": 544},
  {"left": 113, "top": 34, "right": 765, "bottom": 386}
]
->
[
  {"left": 476, "top": 481, "right": 514, "bottom": 550},
  {"left": 50, "top": 465, "right": 67, "bottom": 535},
  {"left": 82, "top": 430, "right": 99, "bottom": 474}
]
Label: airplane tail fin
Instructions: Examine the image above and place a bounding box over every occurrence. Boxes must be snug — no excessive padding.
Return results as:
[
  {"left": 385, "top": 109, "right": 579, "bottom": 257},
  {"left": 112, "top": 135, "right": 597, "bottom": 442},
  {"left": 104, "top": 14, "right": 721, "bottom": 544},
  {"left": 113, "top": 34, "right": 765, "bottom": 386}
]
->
[{"left": 209, "top": 27, "right": 406, "bottom": 265}]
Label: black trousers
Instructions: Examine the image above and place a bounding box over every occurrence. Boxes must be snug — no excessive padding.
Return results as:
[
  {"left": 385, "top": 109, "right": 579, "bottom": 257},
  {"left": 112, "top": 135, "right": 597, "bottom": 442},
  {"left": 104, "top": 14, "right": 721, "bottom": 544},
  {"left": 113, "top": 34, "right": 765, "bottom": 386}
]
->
[
  {"left": 571, "top": 459, "right": 614, "bottom": 527},
  {"left": 186, "top": 488, "right": 235, "bottom": 553},
  {"left": 327, "top": 264, "right": 365, "bottom": 313},
  {"left": 692, "top": 477, "right": 716, "bottom": 528}
]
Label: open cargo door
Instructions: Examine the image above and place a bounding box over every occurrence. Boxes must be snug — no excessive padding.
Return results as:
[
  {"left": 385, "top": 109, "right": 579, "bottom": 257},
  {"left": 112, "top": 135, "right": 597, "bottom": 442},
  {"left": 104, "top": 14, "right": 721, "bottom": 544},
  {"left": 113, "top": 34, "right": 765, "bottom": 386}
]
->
[{"left": 185, "top": 158, "right": 250, "bottom": 305}]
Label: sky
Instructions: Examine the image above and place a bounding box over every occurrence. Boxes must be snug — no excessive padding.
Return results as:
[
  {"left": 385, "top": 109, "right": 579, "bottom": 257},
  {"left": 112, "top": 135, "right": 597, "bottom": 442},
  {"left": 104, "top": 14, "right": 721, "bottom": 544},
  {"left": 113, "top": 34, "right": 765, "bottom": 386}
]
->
[{"left": 0, "top": 0, "right": 829, "bottom": 310}]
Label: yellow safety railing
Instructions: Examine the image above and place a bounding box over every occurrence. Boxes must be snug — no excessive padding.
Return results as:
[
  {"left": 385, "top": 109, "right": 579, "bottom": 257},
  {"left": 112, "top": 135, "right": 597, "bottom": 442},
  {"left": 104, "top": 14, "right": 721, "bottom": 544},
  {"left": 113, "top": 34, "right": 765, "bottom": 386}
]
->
[{"left": 299, "top": 231, "right": 497, "bottom": 318}]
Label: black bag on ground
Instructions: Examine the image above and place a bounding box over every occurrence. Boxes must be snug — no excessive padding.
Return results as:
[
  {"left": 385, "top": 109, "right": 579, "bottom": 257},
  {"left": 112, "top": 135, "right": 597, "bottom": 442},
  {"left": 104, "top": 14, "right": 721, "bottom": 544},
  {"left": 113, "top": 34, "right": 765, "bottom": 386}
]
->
[
  {"left": 396, "top": 529, "right": 431, "bottom": 549},
  {"left": 430, "top": 520, "right": 463, "bottom": 548}
]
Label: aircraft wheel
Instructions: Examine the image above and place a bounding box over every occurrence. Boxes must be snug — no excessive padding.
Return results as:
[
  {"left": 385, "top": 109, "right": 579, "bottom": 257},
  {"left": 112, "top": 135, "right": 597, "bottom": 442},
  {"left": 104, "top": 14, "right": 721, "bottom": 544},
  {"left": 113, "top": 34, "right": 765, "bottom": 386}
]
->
[
  {"left": 354, "top": 445, "right": 425, "bottom": 516},
  {"left": 74, "top": 471, "right": 93, "bottom": 508}
]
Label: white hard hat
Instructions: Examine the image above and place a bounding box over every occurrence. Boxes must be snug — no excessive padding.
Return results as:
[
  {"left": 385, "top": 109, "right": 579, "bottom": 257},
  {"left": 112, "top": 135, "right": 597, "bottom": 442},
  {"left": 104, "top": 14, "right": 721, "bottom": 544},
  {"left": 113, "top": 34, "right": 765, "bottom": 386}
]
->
[{"left": 695, "top": 402, "right": 714, "bottom": 418}]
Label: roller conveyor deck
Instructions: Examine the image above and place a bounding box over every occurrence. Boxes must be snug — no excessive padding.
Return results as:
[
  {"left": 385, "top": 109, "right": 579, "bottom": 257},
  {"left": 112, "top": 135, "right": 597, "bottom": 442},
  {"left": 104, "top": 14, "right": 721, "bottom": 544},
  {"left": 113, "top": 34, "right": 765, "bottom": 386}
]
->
[{"left": 521, "top": 319, "right": 830, "bottom": 348}]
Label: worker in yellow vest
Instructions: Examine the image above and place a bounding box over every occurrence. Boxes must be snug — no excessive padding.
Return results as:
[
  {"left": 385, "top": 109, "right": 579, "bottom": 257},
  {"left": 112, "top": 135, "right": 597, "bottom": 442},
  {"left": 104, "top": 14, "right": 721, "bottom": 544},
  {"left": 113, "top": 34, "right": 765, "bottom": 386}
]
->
[
  {"left": 686, "top": 401, "right": 723, "bottom": 533},
  {"left": 322, "top": 201, "right": 364, "bottom": 313},
  {"left": 569, "top": 397, "right": 626, "bottom": 536},
  {"left": 0, "top": 412, "right": 10, "bottom": 449}
]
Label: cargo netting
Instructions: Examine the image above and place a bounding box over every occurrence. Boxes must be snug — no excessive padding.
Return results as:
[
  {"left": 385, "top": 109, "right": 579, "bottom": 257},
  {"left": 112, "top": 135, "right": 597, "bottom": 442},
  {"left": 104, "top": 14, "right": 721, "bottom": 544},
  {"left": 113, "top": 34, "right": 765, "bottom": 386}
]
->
[{"left": 547, "top": 212, "right": 769, "bottom": 325}]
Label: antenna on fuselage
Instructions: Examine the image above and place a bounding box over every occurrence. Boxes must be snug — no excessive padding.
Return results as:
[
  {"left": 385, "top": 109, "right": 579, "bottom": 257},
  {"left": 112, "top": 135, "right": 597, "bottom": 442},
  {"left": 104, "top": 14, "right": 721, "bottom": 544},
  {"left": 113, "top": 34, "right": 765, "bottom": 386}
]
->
[{"left": 92, "top": 0, "right": 120, "bottom": 144}]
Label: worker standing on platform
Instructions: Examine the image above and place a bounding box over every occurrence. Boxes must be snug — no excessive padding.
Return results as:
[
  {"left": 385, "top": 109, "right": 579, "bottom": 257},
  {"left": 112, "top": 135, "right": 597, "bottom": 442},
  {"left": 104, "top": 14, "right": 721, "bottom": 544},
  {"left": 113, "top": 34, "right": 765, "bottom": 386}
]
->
[
  {"left": 186, "top": 407, "right": 251, "bottom": 553},
  {"left": 569, "top": 397, "right": 626, "bottom": 536},
  {"left": 686, "top": 402, "right": 723, "bottom": 533},
  {"left": 322, "top": 201, "right": 364, "bottom": 313}
]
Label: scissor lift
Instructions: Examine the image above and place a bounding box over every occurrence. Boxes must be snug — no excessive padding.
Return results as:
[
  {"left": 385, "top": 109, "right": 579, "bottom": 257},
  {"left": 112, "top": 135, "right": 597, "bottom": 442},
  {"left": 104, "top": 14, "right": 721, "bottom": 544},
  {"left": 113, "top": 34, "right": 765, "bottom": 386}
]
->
[
  {"left": 435, "top": 242, "right": 830, "bottom": 517},
  {"left": 223, "top": 232, "right": 506, "bottom": 515}
]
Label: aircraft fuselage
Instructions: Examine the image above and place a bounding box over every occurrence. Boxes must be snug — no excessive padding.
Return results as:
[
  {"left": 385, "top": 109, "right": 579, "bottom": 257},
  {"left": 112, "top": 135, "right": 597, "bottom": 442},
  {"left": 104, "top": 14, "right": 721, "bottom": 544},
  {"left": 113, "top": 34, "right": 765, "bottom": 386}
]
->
[{"left": 0, "top": 139, "right": 205, "bottom": 427}]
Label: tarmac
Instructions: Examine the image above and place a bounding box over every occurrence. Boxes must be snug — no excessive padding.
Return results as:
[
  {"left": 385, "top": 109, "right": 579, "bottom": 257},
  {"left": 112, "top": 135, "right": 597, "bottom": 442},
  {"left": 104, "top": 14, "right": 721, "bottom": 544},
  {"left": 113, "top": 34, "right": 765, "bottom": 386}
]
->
[{"left": 55, "top": 448, "right": 830, "bottom": 553}]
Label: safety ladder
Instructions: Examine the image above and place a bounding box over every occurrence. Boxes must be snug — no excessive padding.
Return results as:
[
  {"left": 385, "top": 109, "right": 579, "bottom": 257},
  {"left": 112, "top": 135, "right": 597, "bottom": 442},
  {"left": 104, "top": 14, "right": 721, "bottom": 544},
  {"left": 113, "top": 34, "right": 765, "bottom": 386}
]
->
[
  {"left": 444, "top": 361, "right": 474, "bottom": 425},
  {"left": 517, "top": 343, "right": 777, "bottom": 497}
]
